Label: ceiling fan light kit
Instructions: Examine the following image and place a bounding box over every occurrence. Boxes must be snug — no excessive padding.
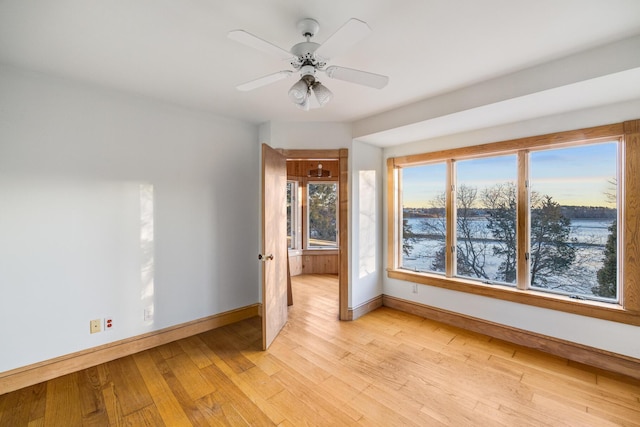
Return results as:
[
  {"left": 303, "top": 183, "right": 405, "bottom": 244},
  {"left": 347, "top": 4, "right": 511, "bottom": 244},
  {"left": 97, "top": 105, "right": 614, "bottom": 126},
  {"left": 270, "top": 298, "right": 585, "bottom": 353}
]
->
[
  {"left": 288, "top": 65, "right": 333, "bottom": 110},
  {"left": 228, "top": 17, "right": 389, "bottom": 110},
  {"left": 288, "top": 78, "right": 309, "bottom": 103},
  {"left": 312, "top": 82, "right": 332, "bottom": 105}
]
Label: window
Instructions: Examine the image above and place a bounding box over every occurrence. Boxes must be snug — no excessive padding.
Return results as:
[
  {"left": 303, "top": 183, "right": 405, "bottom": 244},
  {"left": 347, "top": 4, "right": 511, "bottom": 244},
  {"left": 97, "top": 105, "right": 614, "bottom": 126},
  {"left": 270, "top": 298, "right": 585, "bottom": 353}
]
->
[
  {"left": 307, "top": 182, "right": 338, "bottom": 249},
  {"left": 455, "top": 155, "right": 517, "bottom": 285},
  {"left": 402, "top": 163, "right": 447, "bottom": 274},
  {"left": 528, "top": 142, "right": 618, "bottom": 301},
  {"left": 388, "top": 120, "right": 640, "bottom": 325}
]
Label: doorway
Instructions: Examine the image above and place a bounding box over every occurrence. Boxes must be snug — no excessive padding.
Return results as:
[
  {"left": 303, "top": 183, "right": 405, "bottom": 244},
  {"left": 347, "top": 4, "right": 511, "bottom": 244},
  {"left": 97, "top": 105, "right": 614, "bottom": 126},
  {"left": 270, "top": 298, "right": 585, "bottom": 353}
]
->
[{"left": 280, "top": 149, "right": 349, "bottom": 320}]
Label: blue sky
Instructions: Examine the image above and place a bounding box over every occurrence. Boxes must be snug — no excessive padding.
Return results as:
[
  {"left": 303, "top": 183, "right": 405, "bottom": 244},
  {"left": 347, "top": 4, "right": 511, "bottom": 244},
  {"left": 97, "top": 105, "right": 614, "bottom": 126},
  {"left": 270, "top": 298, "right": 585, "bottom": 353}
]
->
[
  {"left": 402, "top": 141, "right": 618, "bottom": 208},
  {"left": 530, "top": 142, "right": 617, "bottom": 206}
]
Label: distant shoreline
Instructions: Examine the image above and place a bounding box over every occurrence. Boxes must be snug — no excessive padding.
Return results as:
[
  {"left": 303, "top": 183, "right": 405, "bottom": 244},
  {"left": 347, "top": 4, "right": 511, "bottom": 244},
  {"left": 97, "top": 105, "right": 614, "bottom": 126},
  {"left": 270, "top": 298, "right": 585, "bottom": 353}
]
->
[{"left": 403, "top": 205, "right": 616, "bottom": 220}]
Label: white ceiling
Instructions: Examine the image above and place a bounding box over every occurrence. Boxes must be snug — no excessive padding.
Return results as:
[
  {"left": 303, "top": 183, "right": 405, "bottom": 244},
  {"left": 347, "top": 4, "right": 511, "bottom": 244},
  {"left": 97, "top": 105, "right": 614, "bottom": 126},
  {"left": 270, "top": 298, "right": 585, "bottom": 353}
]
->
[{"left": 1, "top": 0, "right": 640, "bottom": 146}]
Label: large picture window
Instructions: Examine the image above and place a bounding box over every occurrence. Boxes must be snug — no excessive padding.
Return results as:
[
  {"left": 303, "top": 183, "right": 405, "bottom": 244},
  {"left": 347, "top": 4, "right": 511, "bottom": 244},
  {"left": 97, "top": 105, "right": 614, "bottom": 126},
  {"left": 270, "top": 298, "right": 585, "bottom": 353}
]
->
[{"left": 388, "top": 120, "right": 640, "bottom": 325}]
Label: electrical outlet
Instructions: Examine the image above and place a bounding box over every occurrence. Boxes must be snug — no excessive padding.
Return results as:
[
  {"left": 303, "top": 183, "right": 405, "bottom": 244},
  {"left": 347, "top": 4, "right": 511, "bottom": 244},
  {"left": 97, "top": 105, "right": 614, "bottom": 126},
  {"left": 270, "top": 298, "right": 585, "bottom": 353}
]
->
[
  {"left": 104, "top": 317, "right": 113, "bottom": 330},
  {"left": 412, "top": 283, "right": 418, "bottom": 294},
  {"left": 90, "top": 319, "right": 101, "bottom": 334}
]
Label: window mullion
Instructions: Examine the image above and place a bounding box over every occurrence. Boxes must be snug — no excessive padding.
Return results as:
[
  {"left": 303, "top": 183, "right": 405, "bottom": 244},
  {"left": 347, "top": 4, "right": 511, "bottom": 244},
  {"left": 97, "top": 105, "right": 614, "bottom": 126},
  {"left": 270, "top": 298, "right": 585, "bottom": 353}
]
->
[
  {"left": 517, "top": 151, "right": 530, "bottom": 290},
  {"left": 302, "top": 178, "right": 308, "bottom": 249},
  {"left": 296, "top": 183, "right": 302, "bottom": 250},
  {"left": 623, "top": 120, "right": 640, "bottom": 312},
  {"left": 446, "top": 159, "right": 456, "bottom": 277}
]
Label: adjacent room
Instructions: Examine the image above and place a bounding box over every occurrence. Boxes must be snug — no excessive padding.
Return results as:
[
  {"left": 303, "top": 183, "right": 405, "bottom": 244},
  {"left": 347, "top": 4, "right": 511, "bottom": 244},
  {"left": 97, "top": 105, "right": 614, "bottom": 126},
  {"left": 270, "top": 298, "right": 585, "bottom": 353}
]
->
[{"left": 1, "top": 1, "right": 639, "bottom": 425}]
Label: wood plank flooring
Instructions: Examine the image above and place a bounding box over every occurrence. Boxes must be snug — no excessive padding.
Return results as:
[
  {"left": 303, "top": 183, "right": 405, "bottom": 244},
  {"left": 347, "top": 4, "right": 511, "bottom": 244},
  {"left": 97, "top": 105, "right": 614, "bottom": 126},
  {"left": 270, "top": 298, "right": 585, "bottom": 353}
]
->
[{"left": 1, "top": 273, "right": 639, "bottom": 426}]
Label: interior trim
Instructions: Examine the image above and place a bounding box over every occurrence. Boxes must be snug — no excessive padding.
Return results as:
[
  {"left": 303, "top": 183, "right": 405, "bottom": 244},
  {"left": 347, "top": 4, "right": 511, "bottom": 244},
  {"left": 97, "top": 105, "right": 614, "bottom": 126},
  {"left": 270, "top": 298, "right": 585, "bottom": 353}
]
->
[
  {"left": 387, "top": 269, "right": 640, "bottom": 326},
  {"left": 382, "top": 295, "right": 640, "bottom": 380},
  {"left": 0, "top": 304, "right": 260, "bottom": 395},
  {"left": 347, "top": 295, "right": 383, "bottom": 320}
]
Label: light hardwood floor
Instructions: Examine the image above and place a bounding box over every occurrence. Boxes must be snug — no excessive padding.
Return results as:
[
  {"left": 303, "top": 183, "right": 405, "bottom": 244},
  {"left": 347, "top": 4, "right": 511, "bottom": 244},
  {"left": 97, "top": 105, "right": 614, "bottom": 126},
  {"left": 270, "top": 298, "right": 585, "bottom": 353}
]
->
[{"left": 1, "top": 274, "right": 639, "bottom": 426}]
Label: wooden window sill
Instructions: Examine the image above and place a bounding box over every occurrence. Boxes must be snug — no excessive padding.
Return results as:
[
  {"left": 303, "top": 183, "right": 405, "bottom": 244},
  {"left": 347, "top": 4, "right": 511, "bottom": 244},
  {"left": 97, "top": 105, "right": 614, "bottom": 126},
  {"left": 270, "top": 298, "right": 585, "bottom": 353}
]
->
[
  {"left": 303, "top": 249, "right": 339, "bottom": 255},
  {"left": 387, "top": 268, "right": 639, "bottom": 326}
]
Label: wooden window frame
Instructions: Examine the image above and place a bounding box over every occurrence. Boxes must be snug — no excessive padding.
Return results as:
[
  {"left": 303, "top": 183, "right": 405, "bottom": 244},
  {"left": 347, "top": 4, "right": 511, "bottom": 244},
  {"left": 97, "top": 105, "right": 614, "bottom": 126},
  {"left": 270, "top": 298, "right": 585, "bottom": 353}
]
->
[
  {"left": 387, "top": 119, "right": 640, "bottom": 326},
  {"left": 286, "top": 180, "right": 301, "bottom": 251},
  {"left": 306, "top": 181, "right": 339, "bottom": 250}
]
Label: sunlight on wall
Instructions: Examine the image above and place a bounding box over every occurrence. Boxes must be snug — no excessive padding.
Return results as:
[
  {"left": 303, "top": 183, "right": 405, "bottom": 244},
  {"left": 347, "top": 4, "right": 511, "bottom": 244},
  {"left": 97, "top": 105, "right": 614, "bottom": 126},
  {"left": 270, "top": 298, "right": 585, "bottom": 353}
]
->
[
  {"left": 139, "top": 183, "right": 155, "bottom": 325},
  {"left": 359, "top": 170, "right": 377, "bottom": 279}
]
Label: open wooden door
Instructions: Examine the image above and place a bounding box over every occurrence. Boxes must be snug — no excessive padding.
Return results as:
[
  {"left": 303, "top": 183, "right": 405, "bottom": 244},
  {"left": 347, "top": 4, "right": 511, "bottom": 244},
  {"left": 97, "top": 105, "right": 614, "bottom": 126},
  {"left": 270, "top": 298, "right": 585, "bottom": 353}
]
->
[{"left": 261, "top": 143, "right": 288, "bottom": 350}]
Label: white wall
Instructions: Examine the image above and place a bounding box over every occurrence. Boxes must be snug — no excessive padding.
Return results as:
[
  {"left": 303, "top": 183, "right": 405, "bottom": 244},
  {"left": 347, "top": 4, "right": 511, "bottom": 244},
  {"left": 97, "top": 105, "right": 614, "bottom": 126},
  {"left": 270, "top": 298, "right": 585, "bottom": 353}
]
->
[
  {"left": 382, "top": 102, "right": 640, "bottom": 359},
  {"left": 0, "top": 66, "right": 260, "bottom": 372},
  {"left": 350, "top": 141, "right": 383, "bottom": 308},
  {"left": 260, "top": 121, "right": 352, "bottom": 150}
]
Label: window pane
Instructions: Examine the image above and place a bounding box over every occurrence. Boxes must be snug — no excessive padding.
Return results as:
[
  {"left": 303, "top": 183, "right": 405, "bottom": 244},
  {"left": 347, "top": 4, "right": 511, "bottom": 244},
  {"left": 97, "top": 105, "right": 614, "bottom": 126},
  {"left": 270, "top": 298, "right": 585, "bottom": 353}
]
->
[
  {"left": 307, "top": 182, "right": 337, "bottom": 248},
  {"left": 286, "top": 181, "right": 297, "bottom": 250},
  {"left": 529, "top": 142, "right": 618, "bottom": 301},
  {"left": 401, "top": 163, "right": 447, "bottom": 274},
  {"left": 455, "top": 155, "right": 517, "bottom": 284}
]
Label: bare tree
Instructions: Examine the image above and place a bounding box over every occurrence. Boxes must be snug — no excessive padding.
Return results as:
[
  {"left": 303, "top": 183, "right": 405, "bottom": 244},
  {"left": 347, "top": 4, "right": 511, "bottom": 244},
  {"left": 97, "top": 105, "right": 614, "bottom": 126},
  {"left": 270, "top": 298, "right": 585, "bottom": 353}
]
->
[
  {"left": 482, "top": 183, "right": 517, "bottom": 283},
  {"left": 407, "top": 183, "right": 578, "bottom": 289},
  {"left": 455, "top": 184, "right": 490, "bottom": 279}
]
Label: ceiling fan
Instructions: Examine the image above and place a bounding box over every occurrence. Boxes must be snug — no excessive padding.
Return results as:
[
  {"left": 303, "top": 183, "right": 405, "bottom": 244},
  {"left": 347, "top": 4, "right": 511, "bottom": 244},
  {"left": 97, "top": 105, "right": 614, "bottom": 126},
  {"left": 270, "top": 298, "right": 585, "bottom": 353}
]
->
[{"left": 227, "top": 18, "right": 389, "bottom": 110}]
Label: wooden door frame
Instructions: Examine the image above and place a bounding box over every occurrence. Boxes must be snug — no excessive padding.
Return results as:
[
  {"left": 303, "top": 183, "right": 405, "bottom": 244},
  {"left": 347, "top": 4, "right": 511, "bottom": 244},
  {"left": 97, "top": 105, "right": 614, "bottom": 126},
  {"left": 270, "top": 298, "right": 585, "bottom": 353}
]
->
[{"left": 279, "top": 148, "right": 349, "bottom": 320}]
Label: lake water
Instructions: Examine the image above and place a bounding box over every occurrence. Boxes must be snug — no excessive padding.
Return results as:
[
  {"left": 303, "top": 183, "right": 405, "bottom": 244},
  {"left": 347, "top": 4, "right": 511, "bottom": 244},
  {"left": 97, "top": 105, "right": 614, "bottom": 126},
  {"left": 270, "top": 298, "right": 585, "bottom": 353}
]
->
[{"left": 402, "top": 217, "right": 615, "bottom": 299}]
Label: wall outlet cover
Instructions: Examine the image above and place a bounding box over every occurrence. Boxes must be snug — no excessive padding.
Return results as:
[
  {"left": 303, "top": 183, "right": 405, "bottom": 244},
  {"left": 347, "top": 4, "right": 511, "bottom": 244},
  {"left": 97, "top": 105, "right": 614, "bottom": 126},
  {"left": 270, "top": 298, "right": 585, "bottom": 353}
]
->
[{"left": 90, "top": 319, "right": 101, "bottom": 334}]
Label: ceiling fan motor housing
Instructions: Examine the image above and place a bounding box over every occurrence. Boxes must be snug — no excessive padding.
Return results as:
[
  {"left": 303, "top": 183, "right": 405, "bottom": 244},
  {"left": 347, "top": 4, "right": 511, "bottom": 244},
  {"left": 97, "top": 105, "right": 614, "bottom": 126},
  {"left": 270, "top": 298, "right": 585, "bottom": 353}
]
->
[
  {"left": 299, "top": 65, "right": 316, "bottom": 78},
  {"left": 291, "top": 18, "right": 326, "bottom": 70},
  {"left": 291, "top": 41, "right": 320, "bottom": 58},
  {"left": 291, "top": 42, "right": 325, "bottom": 70},
  {"left": 297, "top": 18, "right": 320, "bottom": 38}
]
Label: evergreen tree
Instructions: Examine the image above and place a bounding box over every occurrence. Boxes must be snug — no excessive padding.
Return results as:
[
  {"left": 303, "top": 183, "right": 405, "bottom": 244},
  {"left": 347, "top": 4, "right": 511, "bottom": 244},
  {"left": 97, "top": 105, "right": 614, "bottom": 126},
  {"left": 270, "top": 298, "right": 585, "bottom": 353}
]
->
[
  {"left": 402, "top": 218, "right": 417, "bottom": 256},
  {"left": 529, "top": 196, "right": 576, "bottom": 286},
  {"left": 593, "top": 220, "right": 617, "bottom": 298},
  {"left": 482, "top": 186, "right": 576, "bottom": 286},
  {"left": 308, "top": 183, "right": 337, "bottom": 243},
  {"left": 431, "top": 245, "right": 445, "bottom": 271}
]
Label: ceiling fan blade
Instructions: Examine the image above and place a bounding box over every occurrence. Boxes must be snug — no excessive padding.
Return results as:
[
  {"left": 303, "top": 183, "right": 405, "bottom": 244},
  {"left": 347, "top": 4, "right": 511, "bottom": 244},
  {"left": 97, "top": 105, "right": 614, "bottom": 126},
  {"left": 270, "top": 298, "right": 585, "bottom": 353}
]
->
[
  {"left": 236, "top": 70, "right": 293, "bottom": 91},
  {"left": 314, "top": 18, "right": 371, "bottom": 60},
  {"left": 324, "top": 66, "right": 389, "bottom": 89},
  {"left": 227, "top": 30, "right": 293, "bottom": 60}
]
